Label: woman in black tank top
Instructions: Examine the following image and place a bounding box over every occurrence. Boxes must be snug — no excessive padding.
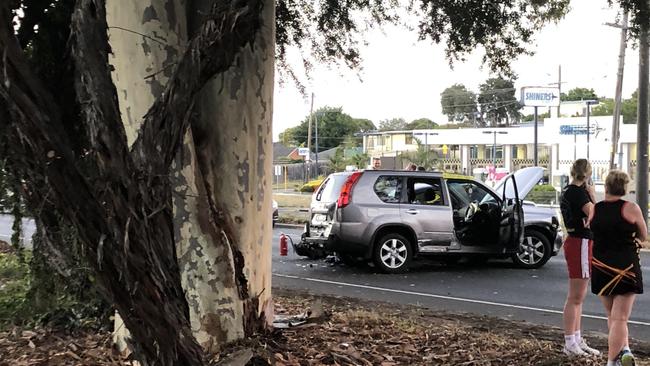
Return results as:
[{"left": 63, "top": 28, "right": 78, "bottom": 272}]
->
[
  {"left": 591, "top": 200, "right": 643, "bottom": 296},
  {"left": 589, "top": 170, "right": 647, "bottom": 365}
]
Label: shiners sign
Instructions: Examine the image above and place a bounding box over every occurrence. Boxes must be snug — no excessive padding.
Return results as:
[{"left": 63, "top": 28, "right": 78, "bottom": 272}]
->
[{"left": 520, "top": 87, "right": 560, "bottom": 107}]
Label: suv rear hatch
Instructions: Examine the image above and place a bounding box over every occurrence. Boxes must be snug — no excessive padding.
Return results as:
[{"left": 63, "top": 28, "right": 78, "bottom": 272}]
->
[{"left": 308, "top": 172, "right": 353, "bottom": 238}]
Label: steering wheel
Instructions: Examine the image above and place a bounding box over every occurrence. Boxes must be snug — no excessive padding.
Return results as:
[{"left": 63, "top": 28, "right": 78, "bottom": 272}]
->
[{"left": 464, "top": 201, "right": 479, "bottom": 222}]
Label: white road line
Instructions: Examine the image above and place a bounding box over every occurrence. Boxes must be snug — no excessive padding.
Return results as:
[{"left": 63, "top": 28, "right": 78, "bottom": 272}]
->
[{"left": 273, "top": 273, "right": 650, "bottom": 327}]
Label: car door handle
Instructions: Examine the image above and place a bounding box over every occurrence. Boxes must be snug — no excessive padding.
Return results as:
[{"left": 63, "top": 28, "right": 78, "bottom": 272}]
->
[{"left": 406, "top": 209, "right": 419, "bottom": 215}]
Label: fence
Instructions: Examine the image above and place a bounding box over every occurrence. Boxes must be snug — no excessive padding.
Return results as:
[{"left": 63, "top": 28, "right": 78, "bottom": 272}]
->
[{"left": 273, "top": 162, "right": 328, "bottom": 184}]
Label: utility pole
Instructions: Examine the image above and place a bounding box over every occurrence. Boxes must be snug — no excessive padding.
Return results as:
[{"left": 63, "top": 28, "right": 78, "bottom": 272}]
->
[
  {"left": 557, "top": 65, "right": 562, "bottom": 117},
  {"left": 306, "top": 93, "right": 314, "bottom": 179},
  {"left": 315, "top": 113, "right": 319, "bottom": 178},
  {"left": 534, "top": 106, "right": 539, "bottom": 166},
  {"left": 637, "top": 1, "right": 650, "bottom": 225},
  {"left": 608, "top": 12, "right": 629, "bottom": 170},
  {"left": 587, "top": 103, "right": 591, "bottom": 160}
]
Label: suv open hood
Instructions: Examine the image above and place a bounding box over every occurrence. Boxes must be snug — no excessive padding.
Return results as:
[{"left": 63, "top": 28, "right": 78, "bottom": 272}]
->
[{"left": 493, "top": 167, "right": 544, "bottom": 200}]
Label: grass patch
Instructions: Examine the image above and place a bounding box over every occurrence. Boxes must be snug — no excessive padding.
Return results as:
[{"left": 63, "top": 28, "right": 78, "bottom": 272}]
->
[{"left": 273, "top": 193, "right": 311, "bottom": 208}]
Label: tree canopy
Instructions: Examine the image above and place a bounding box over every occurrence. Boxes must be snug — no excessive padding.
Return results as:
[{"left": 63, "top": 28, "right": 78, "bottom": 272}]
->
[
  {"left": 591, "top": 89, "right": 638, "bottom": 124},
  {"left": 379, "top": 117, "right": 407, "bottom": 131},
  {"left": 477, "top": 77, "right": 521, "bottom": 126},
  {"left": 440, "top": 84, "right": 477, "bottom": 123},
  {"left": 407, "top": 118, "right": 438, "bottom": 130},
  {"left": 276, "top": 0, "right": 571, "bottom": 79},
  {"left": 561, "top": 87, "right": 599, "bottom": 102},
  {"left": 279, "top": 106, "right": 374, "bottom": 150}
]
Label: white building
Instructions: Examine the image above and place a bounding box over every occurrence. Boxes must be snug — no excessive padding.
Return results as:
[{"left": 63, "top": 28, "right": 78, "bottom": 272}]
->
[{"left": 363, "top": 115, "right": 640, "bottom": 188}]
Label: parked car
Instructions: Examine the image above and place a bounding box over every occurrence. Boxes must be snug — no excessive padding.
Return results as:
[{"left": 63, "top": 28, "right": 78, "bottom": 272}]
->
[
  {"left": 294, "top": 167, "right": 562, "bottom": 273},
  {"left": 272, "top": 199, "right": 279, "bottom": 227}
]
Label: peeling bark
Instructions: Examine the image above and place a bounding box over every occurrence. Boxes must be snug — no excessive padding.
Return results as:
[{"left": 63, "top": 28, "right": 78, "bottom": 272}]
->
[
  {"left": 0, "top": 0, "right": 266, "bottom": 364},
  {"left": 188, "top": 0, "right": 275, "bottom": 334}
]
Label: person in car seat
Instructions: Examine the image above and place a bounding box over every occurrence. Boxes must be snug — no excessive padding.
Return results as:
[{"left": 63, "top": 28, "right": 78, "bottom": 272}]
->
[{"left": 559, "top": 159, "right": 600, "bottom": 357}]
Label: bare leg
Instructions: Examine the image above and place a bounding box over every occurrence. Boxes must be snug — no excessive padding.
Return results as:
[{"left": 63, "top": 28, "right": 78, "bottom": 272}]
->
[
  {"left": 563, "top": 278, "right": 589, "bottom": 335},
  {"left": 608, "top": 293, "right": 636, "bottom": 361},
  {"left": 600, "top": 295, "right": 613, "bottom": 330}
]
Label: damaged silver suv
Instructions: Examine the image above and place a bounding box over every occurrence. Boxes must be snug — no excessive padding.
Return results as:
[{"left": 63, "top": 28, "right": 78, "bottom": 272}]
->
[{"left": 294, "top": 167, "right": 562, "bottom": 273}]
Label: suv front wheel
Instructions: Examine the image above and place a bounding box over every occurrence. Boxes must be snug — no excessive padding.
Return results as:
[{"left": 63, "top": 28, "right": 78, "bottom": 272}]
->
[
  {"left": 511, "top": 229, "right": 552, "bottom": 269},
  {"left": 373, "top": 233, "right": 413, "bottom": 274}
]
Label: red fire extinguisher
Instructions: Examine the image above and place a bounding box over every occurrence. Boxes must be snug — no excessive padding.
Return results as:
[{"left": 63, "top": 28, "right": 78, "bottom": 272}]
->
[{"left": 279, "top": 233, "right": 288, "bottom": 256}]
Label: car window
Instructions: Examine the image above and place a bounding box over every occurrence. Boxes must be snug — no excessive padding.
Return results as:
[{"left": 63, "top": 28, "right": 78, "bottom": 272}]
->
[
  {"left": 407, "top": 178, "right": 444, "bottom": 206},
  {"left": 447, "top": 180, "right": 496, "bottom": 208},
  {"left": 374, "top": 176, "right": 402, "bottom": 203},
  {"left": 315, "top": 174, "right": 349, "bottom": 202}
]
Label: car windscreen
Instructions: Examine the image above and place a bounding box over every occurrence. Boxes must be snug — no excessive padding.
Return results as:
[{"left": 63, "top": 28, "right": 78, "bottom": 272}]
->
[{"left": 314, "top": 174, "right": 350, "bottom": 203}]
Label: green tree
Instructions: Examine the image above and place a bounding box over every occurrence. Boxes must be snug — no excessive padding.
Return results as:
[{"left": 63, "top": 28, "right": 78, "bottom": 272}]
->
[
  {"left": 379, "top": 117, "right": 407, "bottom": 131},
  {"left": 591, "top": 91, "right": 638, "bottom": 124},
  {"left": 401, "top": 139, "right": 440, "bottom": 170},
  {"left": 327, "top": 147, "right": 347, "bottom": 173},
  {"left": 279, "top": 107, "right": 371, "bottom": 150},
  {"left": 348, "top": 153, "right": 370, "bottom": 169},
  {"left": 352, "top": 118, "right": 376, "bottom": 132},
  {"left": 440, "top": 84, "right": 477, "bottom": 123},
  {"left": 560, "top": 87, "right": 598, "bottom": 101},
  {"left": 478, "top": 77, "right": 521, "bottom": 126},
  {"left": 406, "top": 118, "right": 438, "bottom": 130},
  {"left": 522, "top": 111, "right": 550, "bottom": 122}
]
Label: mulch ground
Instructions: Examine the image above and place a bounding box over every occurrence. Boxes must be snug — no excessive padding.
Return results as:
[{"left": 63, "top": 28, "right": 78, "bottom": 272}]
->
[{"left": 2, "top": 287, "right": 649, "bottom": 365}]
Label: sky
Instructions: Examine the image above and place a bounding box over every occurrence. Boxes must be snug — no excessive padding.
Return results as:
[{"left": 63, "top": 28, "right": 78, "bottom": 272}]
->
[{"left": 272, "top": 0, "right": 639, "bottom": 141}]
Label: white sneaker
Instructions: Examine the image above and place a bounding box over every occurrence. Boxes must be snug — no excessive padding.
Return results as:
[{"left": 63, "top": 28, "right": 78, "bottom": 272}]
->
[
  {"left": 578, "top": 339, "right": 600, "bottom": 356},
  {"left": 563, "top": 342, "right": 588, "bottom": 356}
]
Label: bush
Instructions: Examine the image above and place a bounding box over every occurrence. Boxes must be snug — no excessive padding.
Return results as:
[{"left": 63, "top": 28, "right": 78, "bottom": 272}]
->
[
  {"left": 300, "top": 178, "right": 324, "bottom": 193},
  {"left": 0, "top": 250, "right": 31, "bottom": 327},
  {"left": 526, "top": 184, "right": 558, "bottom": 204}
]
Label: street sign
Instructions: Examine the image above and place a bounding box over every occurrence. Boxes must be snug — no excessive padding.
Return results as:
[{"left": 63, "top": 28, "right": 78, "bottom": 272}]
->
[
  {"left": 559, "top": 125, "right": 597, "bottom": 135},
  {"left": 520, "top": 86, "right": 561, "bottom": 107},
  {"left": 274, "top": 165, "right": 282, "bottom": 176},
  {"left": 297, "top": 147, "right": 310, "bottom": 156}
]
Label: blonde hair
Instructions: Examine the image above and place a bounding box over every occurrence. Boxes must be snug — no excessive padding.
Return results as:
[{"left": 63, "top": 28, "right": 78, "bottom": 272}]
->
[
  {"left": 605, "top": 170, "right": 629, "bottom": 196},
  {"left": 570, "top": 159, "right": 592, "bottom": 181}
]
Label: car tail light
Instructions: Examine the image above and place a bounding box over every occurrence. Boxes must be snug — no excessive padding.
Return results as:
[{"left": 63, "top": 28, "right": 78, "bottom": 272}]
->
[{"left": 337, "top": 172, "right": 363, "bottom": 208}]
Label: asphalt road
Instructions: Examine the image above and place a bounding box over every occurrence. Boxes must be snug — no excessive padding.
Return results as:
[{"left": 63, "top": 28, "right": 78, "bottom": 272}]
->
[{"left": 272, "top": 227, "right": 650, "bottom": 342}]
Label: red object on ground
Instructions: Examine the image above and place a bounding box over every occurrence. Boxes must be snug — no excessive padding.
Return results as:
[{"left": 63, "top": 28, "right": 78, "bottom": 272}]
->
[{"left": 280, "top": 233, "right": 288, "bottom": 256}]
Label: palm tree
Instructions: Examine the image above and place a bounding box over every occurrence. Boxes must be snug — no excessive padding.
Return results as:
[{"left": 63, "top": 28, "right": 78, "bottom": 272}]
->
[
  {"left": 348, "top": 153, "right": 370, "bottom": 169},
  {"left": 401, "top": 139, "right": 440, "bottom": 171},
  {"left": 327, "top": 147, "right": 347, "bottom": 173}
]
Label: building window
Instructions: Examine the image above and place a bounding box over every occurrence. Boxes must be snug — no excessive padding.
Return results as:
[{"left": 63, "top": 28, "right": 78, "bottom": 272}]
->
[
  {"left": 511, "top": 146, "right": 518, "bottom": 159},
  {"left": 405, "top": 134, "right": 414, "bottom": 145},
  {"left": 470, "top": 146, "right": 478, "bottom": 159},
  {"left": 485, "top": 146, "right": 504, "bottom": 160},
  {"left": 367, "top": 136, "right": 375, "bottom": 148}
]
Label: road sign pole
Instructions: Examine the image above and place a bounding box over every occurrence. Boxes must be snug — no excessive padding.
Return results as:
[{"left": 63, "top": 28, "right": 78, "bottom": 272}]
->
[
  {"left": 492, "top": 132, "right": 496, "bottom": 168},
  {"left": 534, "top": 106, "right": 538, "bottom": 167},
  {"left": 587, "top": 103, "right": 591, "bottom": 160}
]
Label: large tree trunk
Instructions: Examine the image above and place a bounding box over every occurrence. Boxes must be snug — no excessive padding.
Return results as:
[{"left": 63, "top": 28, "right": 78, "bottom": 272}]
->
[
  {"left": 0, "top": 0, "right": 267, "bottom": 364},
  {"left": 187, "top": 0, "right": 275, "bottom": 336},
  {"left": 105, "top": 0, "right": 190, "bottom": 354},
  {"left": 106, "top": 0, "right": 274, "bottom": 355}
]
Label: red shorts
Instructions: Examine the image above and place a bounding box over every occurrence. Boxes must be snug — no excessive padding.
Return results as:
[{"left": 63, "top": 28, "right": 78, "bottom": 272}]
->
[{"left": 563, "top": 236, "right": 593, "bottom": 279}]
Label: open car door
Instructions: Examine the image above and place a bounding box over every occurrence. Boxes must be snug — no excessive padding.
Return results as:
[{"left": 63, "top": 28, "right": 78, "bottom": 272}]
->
[{"left": 498, "top": 173, "right": 525, "bottom": 253}]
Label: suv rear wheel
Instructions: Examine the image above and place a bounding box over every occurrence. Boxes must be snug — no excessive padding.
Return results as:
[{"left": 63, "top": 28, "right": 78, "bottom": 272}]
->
[
  {"left": 511, "top": 229, "right": 551, "bottom": 269},
  {"left": 373, "top": 233, "right": 412, "bottom": 274}
]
